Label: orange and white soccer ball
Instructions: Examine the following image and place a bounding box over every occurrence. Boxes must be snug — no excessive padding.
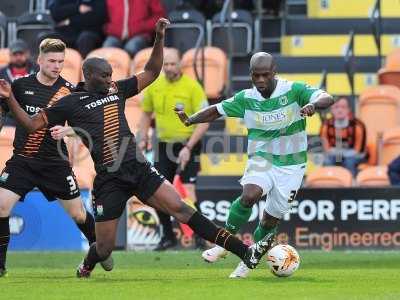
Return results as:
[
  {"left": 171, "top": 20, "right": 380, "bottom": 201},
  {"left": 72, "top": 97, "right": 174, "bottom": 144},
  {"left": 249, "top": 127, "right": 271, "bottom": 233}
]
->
[{"left": 266, "top": 244, "right": 300, "bottom": 277}]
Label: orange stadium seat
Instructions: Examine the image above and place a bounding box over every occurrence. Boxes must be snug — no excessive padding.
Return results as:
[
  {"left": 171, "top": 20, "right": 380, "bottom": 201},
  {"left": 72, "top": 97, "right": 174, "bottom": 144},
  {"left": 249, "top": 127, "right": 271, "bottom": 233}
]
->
[
  {"left": 87, "top": 47, "right": 131, "bottom": 81},
  {"left": 0, "top": 126, "right": 15, "bottom": 171},
  {"left": 305, "top": 166, "right": 353, "bottom": 187},
  {"left": 0, "top": 48, "right": 9, "bottom": 67},
  {"left": 378, "top": 49, "right": 400, "bottom": 88},
  {"left": 358, "top": 85, "right": 400, "bottom": 154},
  {"left": 356, "top": 166, "right": 389, "bottom": 187},
  {"left": 130, "top": 47, "right": 153, "bottom": 75},
  {"left": 181, "top": 46, "right": 227, "bottom": 100},
  {"left": 61, "top": 48, "right": 82, "bottom": 85},
  {"left": 125, "top": 104, "right": 142, "bottom": 134},
  {"left": 381, "top": 127, "right": 400, "bottom": 165}
]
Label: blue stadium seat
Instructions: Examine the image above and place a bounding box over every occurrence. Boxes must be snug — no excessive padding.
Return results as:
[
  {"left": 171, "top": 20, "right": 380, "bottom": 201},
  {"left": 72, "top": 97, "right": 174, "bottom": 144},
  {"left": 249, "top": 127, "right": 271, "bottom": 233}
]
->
[
  {"left": 165, "top": 9, "right": 205, "bottom": 53},
  {"left": 209, "top": 9, "right": 253, "bottom": 56}
]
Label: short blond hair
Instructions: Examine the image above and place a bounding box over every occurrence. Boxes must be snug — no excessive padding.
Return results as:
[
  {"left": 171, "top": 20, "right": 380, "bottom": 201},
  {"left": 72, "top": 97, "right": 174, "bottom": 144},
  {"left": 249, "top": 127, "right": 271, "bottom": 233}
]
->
[{"left": 39, "top": 38, "right": 66, "bottom": 55}]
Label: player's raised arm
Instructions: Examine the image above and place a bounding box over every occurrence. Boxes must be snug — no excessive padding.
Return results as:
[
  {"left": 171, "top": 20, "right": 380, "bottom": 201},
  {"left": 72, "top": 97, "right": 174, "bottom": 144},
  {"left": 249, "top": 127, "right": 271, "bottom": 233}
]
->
[
  {"left": 136, "top": 18, "right": 169, "bottom": 92},
  {"left": 175, "top": 105, "right": 222, "bottom": 127},
  {"left": 0, "top": 79, "right": 46, "bottom": 133}
]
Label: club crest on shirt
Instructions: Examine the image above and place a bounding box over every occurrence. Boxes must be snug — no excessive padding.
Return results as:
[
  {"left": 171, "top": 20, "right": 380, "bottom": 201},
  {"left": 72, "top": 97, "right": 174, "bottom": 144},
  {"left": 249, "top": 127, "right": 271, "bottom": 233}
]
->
[
  {"left": 108, "top": 82, "right": 118, "bottom": 95},
  {"left": 279, "top": 96, "right": 288, "bottom": 105}
]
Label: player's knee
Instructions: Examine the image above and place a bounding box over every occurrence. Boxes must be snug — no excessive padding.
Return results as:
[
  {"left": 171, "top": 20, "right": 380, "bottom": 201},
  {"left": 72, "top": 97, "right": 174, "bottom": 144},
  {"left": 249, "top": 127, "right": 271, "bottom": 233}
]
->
[
  {"left": 0, "top": 201, "right": 12, "bottom": 217},
  {"left": 260, "top": 214, "right": 280, "bottom": 229},
  {"left": 69, "top": 208, "right": 86, "bottom": 224},
  {"left": 240, "top": 192, "right": 261, "bottom": 208}
]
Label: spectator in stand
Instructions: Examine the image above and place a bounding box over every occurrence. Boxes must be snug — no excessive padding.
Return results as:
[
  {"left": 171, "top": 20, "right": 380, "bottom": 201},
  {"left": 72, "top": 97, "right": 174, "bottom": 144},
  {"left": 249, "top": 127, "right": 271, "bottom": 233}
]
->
[
  {"left": 388, "top": 156, "right": 400, "bottom": 185},
  {"left": 48, "top": 0, "right": 107, "bottom": 58},
  {"left": 0, "top": 40, "right": 36, "bottom": 83},
  {"left": 103, "top": 0, "right": 165, "bottom": 57},
  {"left": 320, "top": 96, "right": 367, "bottom": 176}
]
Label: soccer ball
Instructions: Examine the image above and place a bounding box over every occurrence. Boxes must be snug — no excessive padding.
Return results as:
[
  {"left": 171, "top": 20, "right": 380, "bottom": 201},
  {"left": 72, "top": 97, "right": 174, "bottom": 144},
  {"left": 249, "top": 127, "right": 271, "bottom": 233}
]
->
[{"left": 266, "top": 244, "right": 300, "bottom": 277}]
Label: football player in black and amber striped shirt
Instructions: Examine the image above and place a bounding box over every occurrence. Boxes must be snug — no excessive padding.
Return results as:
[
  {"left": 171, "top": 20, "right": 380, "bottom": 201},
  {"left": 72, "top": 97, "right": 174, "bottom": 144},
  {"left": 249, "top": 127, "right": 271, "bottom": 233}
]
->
[
  {"left": 0, "top": 39, "right": 102, "bottom": 278},
  {"left": 2, "top": 19, "right": 275, "bottom": 278}
]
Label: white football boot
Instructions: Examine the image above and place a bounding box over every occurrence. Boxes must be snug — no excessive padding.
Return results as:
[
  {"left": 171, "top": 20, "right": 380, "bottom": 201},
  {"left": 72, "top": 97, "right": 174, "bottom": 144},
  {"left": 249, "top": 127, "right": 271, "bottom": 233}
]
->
[
  {"left": 229, "top": 261, "right": 250, "bottom": 278},
  {"left": 201, "top": 245, "right": 228, "bottom": 263}
]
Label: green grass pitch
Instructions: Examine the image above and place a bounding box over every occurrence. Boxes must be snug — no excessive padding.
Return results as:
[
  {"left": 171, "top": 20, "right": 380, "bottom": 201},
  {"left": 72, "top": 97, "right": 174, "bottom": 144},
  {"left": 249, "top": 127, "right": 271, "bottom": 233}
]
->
[{"left": 2, "top": 250, "right": 400, "bottom": 300}]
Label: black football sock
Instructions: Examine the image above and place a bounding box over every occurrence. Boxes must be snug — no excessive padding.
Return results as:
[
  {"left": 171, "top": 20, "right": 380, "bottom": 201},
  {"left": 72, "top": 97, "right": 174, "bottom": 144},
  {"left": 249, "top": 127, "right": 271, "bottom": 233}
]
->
[
  {"left": 0, "top": 217, "right": 10, "bottom": 270},
  {"left": 158, "top": 211, "right": 175, "bottom": 241},
  {"left": 76, "top": 211, "right": 96, "bottom": 245},
  {"left": 187, "top": 212, "right": 248, "bottom": 260},
  {"left": 84, "top": 242, "right": 102, "bottom": 270}
]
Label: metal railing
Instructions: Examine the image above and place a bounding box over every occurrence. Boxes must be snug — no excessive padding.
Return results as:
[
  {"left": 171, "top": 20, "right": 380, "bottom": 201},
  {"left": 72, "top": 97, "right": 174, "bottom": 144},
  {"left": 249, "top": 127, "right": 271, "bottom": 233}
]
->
[
  {"left": 344, "top": 30, "right": 355, "bottom": 98},
  {"left": 370, "top": 0, "right": 382, "bottom": 66}
]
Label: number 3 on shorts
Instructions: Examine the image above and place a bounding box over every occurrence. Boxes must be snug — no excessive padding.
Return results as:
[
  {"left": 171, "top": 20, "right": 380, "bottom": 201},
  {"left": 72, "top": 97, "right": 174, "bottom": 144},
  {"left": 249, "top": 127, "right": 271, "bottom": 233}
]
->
[
  {"left": 288, "top": 190, "right": 298, "bottom": 203},
  {"left": 66, "top": 175, "right": 78, "bottom": 192}
]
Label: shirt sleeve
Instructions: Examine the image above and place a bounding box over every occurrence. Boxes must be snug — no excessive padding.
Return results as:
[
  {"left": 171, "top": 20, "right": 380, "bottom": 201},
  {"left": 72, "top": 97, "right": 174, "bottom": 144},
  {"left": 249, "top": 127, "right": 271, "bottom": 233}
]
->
[
  {"left": 116, "top": 76, "right": 139, "bottom": 99},
  {"left": 216, "top": 90, "right": 246, "bottom": 118},
  {"left": 141, "top": 86, "right": 154, "bottom": 113},
  {"left": 293, "top": 82, "right": 325, "bottom": 107},
  {"left": 42, "top": 96, "right": 72, "bottom": 125},
  {"left": 191, "top": 81, "right": 209, "bottom": 113}
]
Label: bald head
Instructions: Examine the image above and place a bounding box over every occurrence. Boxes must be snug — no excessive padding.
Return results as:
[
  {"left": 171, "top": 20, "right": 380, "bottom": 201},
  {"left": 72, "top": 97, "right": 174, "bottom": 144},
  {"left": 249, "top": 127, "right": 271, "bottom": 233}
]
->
[
  {"left": 163, "top": 47, "right": 182, "bottom": 81},
  {"left": 82, "top": 57, "right": 113, "bottom": 94},
  {"left": 249, "top": 52, "right": 275, "bottom": 71},
  {"left": 249, "top": 52, "right": 277, "bottom": 96}
]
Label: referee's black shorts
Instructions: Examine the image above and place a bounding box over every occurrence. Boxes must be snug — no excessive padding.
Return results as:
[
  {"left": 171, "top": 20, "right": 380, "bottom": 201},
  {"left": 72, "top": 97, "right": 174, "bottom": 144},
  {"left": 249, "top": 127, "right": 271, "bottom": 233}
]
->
[
  {"left": 92, "top": 159, "right": 165, "bottom": 222},
  {"left": 154, "top": 141, "right": 201, "bottom": 184}
]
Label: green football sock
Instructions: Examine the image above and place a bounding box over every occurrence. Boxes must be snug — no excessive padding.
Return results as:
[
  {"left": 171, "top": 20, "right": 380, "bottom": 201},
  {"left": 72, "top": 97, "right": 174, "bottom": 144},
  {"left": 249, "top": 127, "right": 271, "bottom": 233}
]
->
[
  {"left": 253, "top": 224, "right": 278, "bottom": 242},
  {"left": 225, "top": 197, "right": 252, "bottom": 234}
]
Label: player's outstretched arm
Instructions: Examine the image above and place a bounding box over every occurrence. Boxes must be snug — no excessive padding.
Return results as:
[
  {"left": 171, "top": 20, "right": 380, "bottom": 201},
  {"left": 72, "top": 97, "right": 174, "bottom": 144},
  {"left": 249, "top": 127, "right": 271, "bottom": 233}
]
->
[
  {"left": 136, "top": 18, "right": 170, "bottom": 93},
  {"left": 0, "top": 80, "right": 46, "bottom": 133},
  {"left": 175, "top": 105, "right": 222, "bottom": 127},
  {"left": 300, "top": 92, "right": 334, "bottom": 117}
]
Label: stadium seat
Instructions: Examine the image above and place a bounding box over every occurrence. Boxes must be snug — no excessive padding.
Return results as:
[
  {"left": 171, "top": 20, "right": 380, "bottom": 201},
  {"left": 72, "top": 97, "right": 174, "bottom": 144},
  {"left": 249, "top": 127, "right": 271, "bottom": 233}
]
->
[
  {"left": 0, "top": 126, "right": 15, "bottom": 171},
  {"left": 66, "top": 137, "right": 95, "bottom": 189},
  {"left": 281, "top": 34, "right": 400, "bottom": 57},
  {"left": 381, "top": 128, "right": 400, "bottom": 165},
  {"left": 181, "top": 47, "right": 227, "bottom": 100},
  {"left": 209, "top": 9, "right": 253, "bottom": 56},
  {"left": 60, "top": 48, "right": 82, "bottom": 85},
  {"left": 0, "top": 48, "right": 9, "bottom": 67},
  {"left": 356, "top": 166, "right": 390, "bottom": 187},
  {"left": 0, "top": 12, "right": 6, "bottom": 49},
  {"left": 307, "top": 0, "right": 400, "bottom": 18},
  {"left": 358, "top": 85, "right": 400, "bottom": 144},
  {"left": 86, "top": 47, "right": 131, "bottom": 81},
  {"left": 16, "top": 12, "right": 55, "bottom": 58},
  {"left": 165, "top": 9, "right": 206, "bottom": 54},
  {"left": 0, "top": 0, "right": 34, "bottom": 18},
  {"left": 305, "top": 166, "right": 353, "bottom": 187},
  {"left": 378, "top": 49, "right": 400, "bottom": 89},
  {"left": 125, "top": 104, "right": 142, "bottom": 134},
  {"left": 130, "top": 47, "right": 153, "bottom": 75}
]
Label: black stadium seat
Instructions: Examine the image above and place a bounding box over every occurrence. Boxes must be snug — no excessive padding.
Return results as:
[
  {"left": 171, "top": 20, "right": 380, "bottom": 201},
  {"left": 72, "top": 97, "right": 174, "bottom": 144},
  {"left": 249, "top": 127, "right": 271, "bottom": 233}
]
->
[
  {"left": 0, "top": 0, "right": 34, "bottom": 18},
  {"left": 209, "top": 9, "right": 253, "bottom": 56},
  {"left": 16, "top": 12, "right": 54, "bottom": 57},
  {"left": 165, "top": 9, "right": 205, "bottom": 53}
]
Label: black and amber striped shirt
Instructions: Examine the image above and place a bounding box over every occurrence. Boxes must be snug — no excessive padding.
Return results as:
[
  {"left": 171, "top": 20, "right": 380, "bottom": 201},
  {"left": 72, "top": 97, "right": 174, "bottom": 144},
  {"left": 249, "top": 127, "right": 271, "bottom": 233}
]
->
[
  {"left": 43, "top": 77, "right": 140, "bottom": 172},
  {"left": 5, "top": 74, "right": 74, "bottom": 161}
]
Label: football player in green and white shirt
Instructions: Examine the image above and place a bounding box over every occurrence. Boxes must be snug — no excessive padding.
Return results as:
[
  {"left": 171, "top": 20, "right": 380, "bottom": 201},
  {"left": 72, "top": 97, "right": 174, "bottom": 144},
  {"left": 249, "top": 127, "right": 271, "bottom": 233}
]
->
[{"left": 175, "top": 52, "right": 334, "bottom": 278}]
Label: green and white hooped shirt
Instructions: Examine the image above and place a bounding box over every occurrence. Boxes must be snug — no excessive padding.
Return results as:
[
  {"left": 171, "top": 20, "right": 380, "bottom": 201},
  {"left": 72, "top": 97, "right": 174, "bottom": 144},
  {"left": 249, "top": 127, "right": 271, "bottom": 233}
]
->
[{"left": 216, "top": 78, "right": 324, "bottom": 166}]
